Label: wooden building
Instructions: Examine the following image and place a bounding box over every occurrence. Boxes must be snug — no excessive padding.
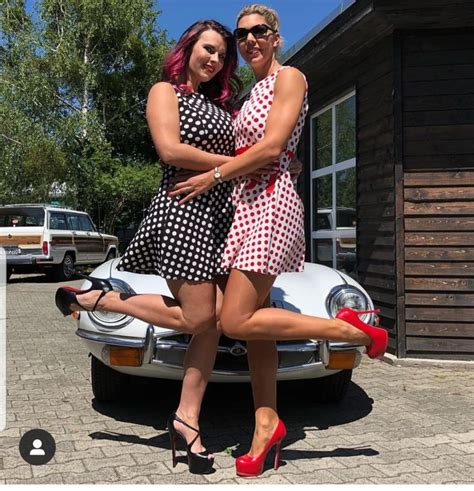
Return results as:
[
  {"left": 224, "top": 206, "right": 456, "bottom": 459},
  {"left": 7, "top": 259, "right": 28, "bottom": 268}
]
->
[{"left": 283, "top": 0, "right": 474, "bottom": 360}]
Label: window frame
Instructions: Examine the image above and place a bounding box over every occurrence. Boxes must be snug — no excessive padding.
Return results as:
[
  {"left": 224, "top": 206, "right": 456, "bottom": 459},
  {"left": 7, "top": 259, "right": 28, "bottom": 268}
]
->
[{"left": 309, "top": 90, "right": 356, "bottom": 269}]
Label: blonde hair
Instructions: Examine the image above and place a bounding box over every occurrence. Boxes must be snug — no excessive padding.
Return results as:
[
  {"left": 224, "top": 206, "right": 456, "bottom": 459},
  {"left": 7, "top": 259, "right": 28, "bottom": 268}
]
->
[
  {"left": 236, "top": 4, "right": 284, "bottom": 50},
  {"left": 237, "top": 4, "right": 280, "bottom": 32}
]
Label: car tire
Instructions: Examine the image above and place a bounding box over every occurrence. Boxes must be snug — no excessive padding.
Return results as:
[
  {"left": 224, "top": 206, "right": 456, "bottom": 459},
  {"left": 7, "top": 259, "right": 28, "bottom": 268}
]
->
[
  {"left": 304, "top": 369, "right": 352, "bottom": 403},
  {"left": 54, "top": 253, "right": 75, "bottom": 281},
  {"left": 91, "top": 355, "right": 130, "bottom": 402},
  {"left": 6, "top": 266, "right": 12, "bottom": 282}
]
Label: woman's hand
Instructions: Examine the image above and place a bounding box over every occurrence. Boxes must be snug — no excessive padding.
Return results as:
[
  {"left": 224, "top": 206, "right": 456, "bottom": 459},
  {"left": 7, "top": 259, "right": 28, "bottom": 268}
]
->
[
  {"left": 248, "top": 161, "right": 279, "bottom": 181},
  {"left": 170, "top": 168, "right": 200, "bottom": 187},
  {"left": 168, "top": 170, "right": 216, "bottom": 205}
]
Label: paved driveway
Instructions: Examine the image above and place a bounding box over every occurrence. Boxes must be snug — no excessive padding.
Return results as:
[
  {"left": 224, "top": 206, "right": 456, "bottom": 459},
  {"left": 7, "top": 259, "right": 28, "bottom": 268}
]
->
[{"left": 1, "top": 274, "right": 473, "bottom": 484}]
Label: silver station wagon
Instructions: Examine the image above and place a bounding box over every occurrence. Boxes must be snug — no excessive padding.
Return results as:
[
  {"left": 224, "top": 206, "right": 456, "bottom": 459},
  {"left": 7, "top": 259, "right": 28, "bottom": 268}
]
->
[
  {"left": 74, "top": 259, "right": 377, "bottom": 403},
  {"left": 0, "top": 204, "right": 119, "bottom": 280}
]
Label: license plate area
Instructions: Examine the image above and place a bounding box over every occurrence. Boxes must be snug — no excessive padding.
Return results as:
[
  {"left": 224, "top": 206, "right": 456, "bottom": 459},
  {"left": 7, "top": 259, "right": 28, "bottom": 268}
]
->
[{"left": 2, "top": 247, "right": 21, "bottom": 255}]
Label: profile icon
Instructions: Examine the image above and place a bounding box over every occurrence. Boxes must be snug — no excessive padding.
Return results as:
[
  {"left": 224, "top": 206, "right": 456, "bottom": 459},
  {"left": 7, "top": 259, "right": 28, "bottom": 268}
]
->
[
  {"left": 19, "top": 429, "right": 55, "bottom": 465},
  {"left": 29, "top": 439, "right": 46, "bottom": 456}
]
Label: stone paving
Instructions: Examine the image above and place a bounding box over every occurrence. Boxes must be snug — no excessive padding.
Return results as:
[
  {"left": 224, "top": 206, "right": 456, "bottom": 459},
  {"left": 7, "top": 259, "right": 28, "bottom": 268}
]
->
[{"left": 1, "top": 273, "right": 473, "bottom": 484}]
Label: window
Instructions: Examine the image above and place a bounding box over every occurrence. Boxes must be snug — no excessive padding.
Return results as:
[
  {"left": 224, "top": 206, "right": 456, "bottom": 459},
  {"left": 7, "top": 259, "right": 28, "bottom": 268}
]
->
[
  {"left": 310, "top": 92, "right": 356, "bottom": 276},
  {"left": 0, "top": 207, "right": 45, "bottom": 227},
  {"left": 78, "top": 215, "right": 95, "bottom": 232},
  {"left": 66, "top": 214, "right": 81, "bottom": 231},
  {"left": 50, "top": 213, "right": 68, "bottom": 230}
]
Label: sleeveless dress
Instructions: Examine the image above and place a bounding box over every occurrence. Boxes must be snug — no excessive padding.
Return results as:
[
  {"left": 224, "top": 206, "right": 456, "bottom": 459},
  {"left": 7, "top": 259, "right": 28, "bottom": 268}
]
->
[
  {"left": 117, "top": 87, "right": 235, "bottom": 282},
  {"left": 221, "top": 67, "right": 308, "bottom": 275}
]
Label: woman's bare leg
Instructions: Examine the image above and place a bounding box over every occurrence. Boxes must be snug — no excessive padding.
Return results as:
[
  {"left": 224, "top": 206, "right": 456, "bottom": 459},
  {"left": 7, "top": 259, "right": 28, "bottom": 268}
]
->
[
  {"left": 172, "top": 276, "right": 228, "bottom": 456},
  {"left": 220, "top": 270, "right": 369, "bottom": 459},
  {"left": 246, "top": 294, "right": 280, "bottom": 458},
  {"left": 220, "top": 270, "right": 371, "bottom": 344},
  {"left": 69, "top": 282, "right": 214, "bottom": 335}
]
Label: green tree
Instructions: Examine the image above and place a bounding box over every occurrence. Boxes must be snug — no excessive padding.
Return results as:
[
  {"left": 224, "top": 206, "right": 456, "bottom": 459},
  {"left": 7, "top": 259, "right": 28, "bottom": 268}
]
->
[
  {"left": 0, "top": 0, "right": 171, "bottom": 232},
  {"left": 238, "top": 64, "right": 254, "bottom": 90},
  {"left": 0, "top": 0, "right": 67, "bottom": 202}
]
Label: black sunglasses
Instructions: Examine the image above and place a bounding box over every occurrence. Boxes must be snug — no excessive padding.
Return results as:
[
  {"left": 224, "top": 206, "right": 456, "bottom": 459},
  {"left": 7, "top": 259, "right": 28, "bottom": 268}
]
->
[{"left": 233, "top": 24, "right": 276, "bottom": 41}]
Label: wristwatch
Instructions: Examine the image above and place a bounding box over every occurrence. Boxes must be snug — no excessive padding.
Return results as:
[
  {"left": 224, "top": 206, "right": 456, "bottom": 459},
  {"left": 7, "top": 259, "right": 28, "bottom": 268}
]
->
[{"left": 213, "top": 166, "right": 224, "bottom": 184}]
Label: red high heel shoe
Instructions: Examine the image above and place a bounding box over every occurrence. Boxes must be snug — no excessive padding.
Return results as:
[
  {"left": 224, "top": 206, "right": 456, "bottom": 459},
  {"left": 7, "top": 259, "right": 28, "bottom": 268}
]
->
[
  {"left": 235, "top": 419, "right": 287, "bottom": 478},
  {"left": 336, "top": 307, "right": 388, "bottom": 359}
]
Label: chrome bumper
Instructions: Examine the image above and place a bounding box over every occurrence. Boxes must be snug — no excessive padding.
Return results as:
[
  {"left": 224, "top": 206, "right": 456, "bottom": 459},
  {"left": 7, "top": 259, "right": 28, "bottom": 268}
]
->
[
  {"left": 76, "top": 326, "right": 362, "bottom": 377},
  {"left": 6, "top": 255, "right": 37, "bottom": 265},
  {"left": 6, "top": 254, "right": 54, "bottom": 265}
]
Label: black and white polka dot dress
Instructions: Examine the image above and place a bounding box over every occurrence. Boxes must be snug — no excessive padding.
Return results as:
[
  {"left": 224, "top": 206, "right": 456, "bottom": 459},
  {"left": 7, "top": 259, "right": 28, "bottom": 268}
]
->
[{"left": 117, "top": 86, "right": 235, "bottom": 282}]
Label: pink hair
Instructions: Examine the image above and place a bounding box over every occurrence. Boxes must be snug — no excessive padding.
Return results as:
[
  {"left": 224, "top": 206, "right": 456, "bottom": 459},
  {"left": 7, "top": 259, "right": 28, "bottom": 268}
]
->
[{"left": 162, "top": 20, "right": 242, "bottom": 110}]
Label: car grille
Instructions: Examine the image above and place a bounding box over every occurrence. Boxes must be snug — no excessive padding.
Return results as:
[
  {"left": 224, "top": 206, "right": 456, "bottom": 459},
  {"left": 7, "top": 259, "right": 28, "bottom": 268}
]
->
[{"left": 153, "top": 333, "right": 321, "bottom": 374}]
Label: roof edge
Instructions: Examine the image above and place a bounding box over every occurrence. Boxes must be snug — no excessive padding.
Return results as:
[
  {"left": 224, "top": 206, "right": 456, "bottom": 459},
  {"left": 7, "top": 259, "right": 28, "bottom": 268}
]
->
[{"left": 281, "top": 0, "right": 357, "bottom": 64}]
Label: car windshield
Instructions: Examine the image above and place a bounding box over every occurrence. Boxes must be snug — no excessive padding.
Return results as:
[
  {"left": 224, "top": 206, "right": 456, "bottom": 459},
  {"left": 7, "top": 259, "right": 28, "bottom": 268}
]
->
[{"left": 0, "top": 207, "right": 45, "bottom": 227}]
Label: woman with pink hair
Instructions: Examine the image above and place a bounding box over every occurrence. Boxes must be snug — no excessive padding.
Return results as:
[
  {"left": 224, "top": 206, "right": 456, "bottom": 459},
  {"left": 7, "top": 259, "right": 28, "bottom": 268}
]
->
[{"left": 56, "top": 19, "right": 241, "bottom": 475}]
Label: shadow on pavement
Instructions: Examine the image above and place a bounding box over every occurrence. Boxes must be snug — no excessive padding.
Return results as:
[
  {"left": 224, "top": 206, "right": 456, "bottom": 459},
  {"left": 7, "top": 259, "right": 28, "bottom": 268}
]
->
[
  {"left": 8, "top": 273, "right": 55, "bottom": 284},
  {"left": 90, "top": 378, "right": 376, "bottom": 466},
  {"left": 8, "top": 272, "right": 89, "bottom": 284}
]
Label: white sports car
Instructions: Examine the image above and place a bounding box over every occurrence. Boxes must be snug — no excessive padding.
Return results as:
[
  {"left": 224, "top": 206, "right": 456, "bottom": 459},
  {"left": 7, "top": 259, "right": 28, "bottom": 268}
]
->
[{"left": 75, "top": 259, "right": 377, "bottom": 403}]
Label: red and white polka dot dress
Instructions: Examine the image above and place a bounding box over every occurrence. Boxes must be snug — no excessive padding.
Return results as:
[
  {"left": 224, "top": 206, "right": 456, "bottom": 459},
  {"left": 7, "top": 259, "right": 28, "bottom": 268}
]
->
[{"left": 221, "top": 67, "right": 308, "bottom": 275}]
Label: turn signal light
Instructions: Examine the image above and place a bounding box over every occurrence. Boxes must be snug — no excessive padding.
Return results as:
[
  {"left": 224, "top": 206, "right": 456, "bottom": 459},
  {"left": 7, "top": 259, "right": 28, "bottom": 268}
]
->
[
  {"left": 327, "top": 350, "right": 357, "bottom": 370},
  {"left": 109, "top": 346, "right": 143, "bottom": 367},
  {"left": 42, "top": 241, "right": 49, "bottom": 255}
]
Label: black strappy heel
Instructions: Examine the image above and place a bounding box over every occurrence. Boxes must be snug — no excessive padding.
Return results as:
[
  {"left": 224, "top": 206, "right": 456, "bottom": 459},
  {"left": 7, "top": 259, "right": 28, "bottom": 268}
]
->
[
  {"left": 167, "top": 412, "right": 214, "bottom": 475},
  {"left": 55, "top": 273, "right": 113, "bottom": 317}
]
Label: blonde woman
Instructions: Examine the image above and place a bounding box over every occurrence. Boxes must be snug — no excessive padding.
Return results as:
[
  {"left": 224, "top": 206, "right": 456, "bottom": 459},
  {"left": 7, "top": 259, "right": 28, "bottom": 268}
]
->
[{"left": 170, "top": 4, "right": 387, "bottom": 477}]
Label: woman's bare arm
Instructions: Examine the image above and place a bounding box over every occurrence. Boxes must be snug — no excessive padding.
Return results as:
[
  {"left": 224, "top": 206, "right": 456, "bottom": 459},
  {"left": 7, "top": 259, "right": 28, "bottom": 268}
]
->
[
  {"left": 218, "top": 68, "right": 306, "bottom": 180},
  {"left": 146, "top": 82, "right": 234, "bottom": 171},
  {"left": 169, "top": 68, "right": 306, "bottom": 203}
]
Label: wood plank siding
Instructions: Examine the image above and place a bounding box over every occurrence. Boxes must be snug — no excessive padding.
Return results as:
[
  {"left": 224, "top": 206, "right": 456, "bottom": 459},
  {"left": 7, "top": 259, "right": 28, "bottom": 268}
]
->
[
  {"left": 288, "top": 1, "right": 474, "bottom": 359},
  {"left": 402, "top": 30, "right": 474, "bottom": 359},
  {"left": 357, "top": 37, "right": 398, "bottom": 352},
  {"left": 298, "top": 36, "right": 399, "bottom": 353}
]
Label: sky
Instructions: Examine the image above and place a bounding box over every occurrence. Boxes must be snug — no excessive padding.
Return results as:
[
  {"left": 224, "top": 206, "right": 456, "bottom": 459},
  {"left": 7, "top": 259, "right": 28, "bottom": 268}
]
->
[
  {"left": 25, "top": 0, "right": 349, "bottom": 56},
  {"left": 154, "top": 0, "right": 347, "bottom": 53}
]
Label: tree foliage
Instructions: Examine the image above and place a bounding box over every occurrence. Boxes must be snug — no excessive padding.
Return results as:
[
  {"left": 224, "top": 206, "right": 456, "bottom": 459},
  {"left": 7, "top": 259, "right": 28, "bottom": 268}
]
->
[
  {"left": 238, "top": 64, "right": 254, "bottom": 90},
  {"left": 0, "top": 0, "right": 170, "bottom": 232}
]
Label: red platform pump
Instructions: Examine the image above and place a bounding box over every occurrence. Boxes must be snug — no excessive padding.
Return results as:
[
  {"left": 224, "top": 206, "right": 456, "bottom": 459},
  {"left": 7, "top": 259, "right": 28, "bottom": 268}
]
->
[
  {"left": 336, "top": 307, "right": 388, "bottom": 359},
  {"left": 235, "top": 419, "right": 287, "bottom": 478}
]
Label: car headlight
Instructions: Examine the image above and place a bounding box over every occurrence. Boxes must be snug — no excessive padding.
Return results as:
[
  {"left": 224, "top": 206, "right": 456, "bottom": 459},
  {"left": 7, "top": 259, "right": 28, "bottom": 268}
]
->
[
  {"left": 326, "top": 285, "right": 372, "bottom": 322},
  {"left": 87, "top": 278, "right": 135, "bottom": 329}
]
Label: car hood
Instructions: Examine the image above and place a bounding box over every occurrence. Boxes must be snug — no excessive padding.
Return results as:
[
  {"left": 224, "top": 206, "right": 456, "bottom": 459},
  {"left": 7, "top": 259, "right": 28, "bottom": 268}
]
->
[
  {"left": 272, "top": 263, "right": 354, "bottom": 317},
  {"left": 93, "top": 259, "right": 362, "bottom": 319}
]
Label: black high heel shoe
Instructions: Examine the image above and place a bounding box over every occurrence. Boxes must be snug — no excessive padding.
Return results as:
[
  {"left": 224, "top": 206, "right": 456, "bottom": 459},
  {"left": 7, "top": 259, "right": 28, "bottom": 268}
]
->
[
  {"left": 55, "top": 273, "right": 113, "bottom": 317},
  {"left": 167, "top": 412, "right": 214, "bottom": 475}
]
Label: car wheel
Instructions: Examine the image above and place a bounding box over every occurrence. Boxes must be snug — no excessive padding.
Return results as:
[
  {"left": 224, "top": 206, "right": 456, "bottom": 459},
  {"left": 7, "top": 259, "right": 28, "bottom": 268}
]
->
[
  {"left": 91, "top": 355, "right": 130, "bottom": 402},
  {"left": 304, "top": 369, "right": 352, "bottom": 403},
  {"left": 54, "top": 253, "right": 75, "bottom": 281},
  {"left": 6, "top": 267, "right": 12, "bottom": 282}
]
